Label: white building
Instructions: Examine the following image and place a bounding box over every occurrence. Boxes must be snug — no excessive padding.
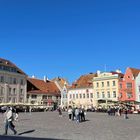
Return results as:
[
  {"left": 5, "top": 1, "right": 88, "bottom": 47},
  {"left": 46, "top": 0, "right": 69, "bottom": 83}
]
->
[
  {"left": 0, "top": 58, "right": 27, "bottom": 105},
  {"left": 68, "top": 73, "right": 96, "bottom": 109}
]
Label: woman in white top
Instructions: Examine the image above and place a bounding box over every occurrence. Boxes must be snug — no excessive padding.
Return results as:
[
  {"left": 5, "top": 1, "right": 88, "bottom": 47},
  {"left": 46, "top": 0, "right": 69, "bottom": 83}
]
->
[{"left": 68, "top": 107, "right": 73, "bottom": 120}]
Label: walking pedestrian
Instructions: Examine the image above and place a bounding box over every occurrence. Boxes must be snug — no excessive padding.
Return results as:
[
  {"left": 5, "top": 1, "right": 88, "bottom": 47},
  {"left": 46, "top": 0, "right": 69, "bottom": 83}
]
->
[
  {"left": 57, "top": 107, "right": 62, "bottom": 117},
  {"left": 124, "top": 107, "right": 128, "bottom": 119},
  {"left": 75, "top": 107, "right": 80, "bottom": 123},
  {"left": 3, "top": 107, "right": 17, "bottom": 135},
  {"left": 68, "top": 106, "right": 72, "bottom": 120}
]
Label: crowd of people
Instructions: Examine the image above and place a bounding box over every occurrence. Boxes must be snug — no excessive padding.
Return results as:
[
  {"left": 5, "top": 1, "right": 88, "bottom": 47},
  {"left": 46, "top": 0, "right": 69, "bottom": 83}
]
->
[
  {"left": 57, "top": 106, "right": 86, "bottom": 123},
  {"left": 0, "top": 104, "right": 131, "bottom": 136},
  {"left": 107, "top": 105, "right": 129, "bottom": 119}
]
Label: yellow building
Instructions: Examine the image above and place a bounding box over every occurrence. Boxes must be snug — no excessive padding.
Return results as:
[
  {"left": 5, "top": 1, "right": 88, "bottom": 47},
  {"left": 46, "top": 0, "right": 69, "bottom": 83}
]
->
[{"left": 93, "top": 71, "right": 123, "bottom": 107}]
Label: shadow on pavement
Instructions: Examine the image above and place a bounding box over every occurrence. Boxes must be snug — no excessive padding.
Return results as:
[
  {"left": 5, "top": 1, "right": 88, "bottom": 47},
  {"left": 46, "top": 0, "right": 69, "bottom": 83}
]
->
[
  {"left": 18, "top": 129, "right": 35, "bottom": 135},
  {"left": 0, "top": 135, "right": 67, "bottom": 140}
]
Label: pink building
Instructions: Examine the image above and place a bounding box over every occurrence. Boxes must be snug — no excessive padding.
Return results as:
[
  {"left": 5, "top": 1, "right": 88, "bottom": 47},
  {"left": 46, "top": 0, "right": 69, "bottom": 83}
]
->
[{"left": 119, "top": 67, "right": 140, "bottom": 106}]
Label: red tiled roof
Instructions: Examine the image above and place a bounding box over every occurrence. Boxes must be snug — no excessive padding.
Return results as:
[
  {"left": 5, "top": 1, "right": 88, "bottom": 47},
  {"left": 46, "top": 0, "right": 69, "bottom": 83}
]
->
[
  {"left": 110, "top": 71, "right": 124, "bottom": 78},
  {"left": 70, "top": 73, "right": 97, "bottom": 89},
  {"left": 0, "top": 58, "right": 26, "bottom": 75},
  {"left": 129, "top": 67, "right": 140, "bottom": 78},
  {"left": 27, "top": 78, "right": 60, "bottom": 95}
]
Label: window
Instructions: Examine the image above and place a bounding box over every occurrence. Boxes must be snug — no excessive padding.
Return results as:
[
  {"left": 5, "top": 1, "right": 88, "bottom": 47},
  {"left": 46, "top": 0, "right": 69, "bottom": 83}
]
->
[
  {"left": 42, "top": 95, "right": 47, "bottom": 99},
  {"left": 138, "top": 86, "right": 140, "bottom": 92},
  {"left": 73, "top": 94, "right": 75, "bottom": 99},
  {"left": 120, "top": 84, "right": 122, "bottom": 89},
  {"left": 107, "top": 91, "right": 110, "bottom": 98},
  {"left": 31, "top": 95, "right": 37, "bottom": 99},
  {"left": 76, "top": 94, "right": 78, "bottom": 99},
  {"left": 113, "top": 81, "right": 116, "bottom": 86},
  {"left": 70, "top": 94, "right": 72, "bottom": 99},
  {"left": 97, "top": 82, "right": 99, "bottom": 87},
  {"left": 13, "top": 88, "right": 16, "bottom": 95},
  {"left": 13, "top": 78, "right": 17, "bottom": 84},
  {"left": 126, "top": 83, "right": 132, "bottom": 88},
  {"left": 97, "top": 92, "right": 99, "bottom": 98},
  {"left": 83, "top": 94, "right": 85, "bottom": 98},
  {"left": 127, "top": 92, "right": 132, "bottom": 98},
  {"left": 90, "top": 93, "right": 93, "bottom": 98},
  {"left": 48, "top": 96, "right": 52, "bottom": 99},
  {"left": 113, "top": 91, "right": 116, "bottom": 98},
  {"left": 107, "top": 81, "right": 110, "bottom": 87},
  {"left": 0, "top": 65, "right": 3, "bottom": 70},
  {"left": 20, "top": 79, "right": 24, "bottom": 85},
  {"left": 80, "top": 94, "right": 82, "bottom": 98},
  {"left": 102, "top": 82, "right": 104, "bottom": 87},
  {"left": 102, "top": 92, "right": 105, "bottom": 98},
  {"left": 0, "top": 76, "right": 4, "bottom": 83},
  {"left": 87, "top": 93, "right": 89, "bottom": 98},
  {"left": 20, "top": 89, "right": 23, "bottom": 95}
]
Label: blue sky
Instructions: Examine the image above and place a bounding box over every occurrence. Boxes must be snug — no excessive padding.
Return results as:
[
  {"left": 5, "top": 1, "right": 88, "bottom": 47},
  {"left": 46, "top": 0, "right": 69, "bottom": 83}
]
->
[{"left": 0, "top": 0, "right": 140, "bottom": 83}]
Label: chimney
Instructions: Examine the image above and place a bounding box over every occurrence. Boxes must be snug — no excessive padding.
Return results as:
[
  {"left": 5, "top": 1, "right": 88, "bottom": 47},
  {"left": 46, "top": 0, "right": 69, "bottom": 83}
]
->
[
  {"left": 116, "top": 69, "right": 121, "bottom": 73},
  {"left": 32, "top": 75, "right": 35, "bottom": 78},
  {"left": 97, "top": 70, "right": 100, "bottom": 75},
  {"left": 44, "top": 76, "right": 47, "bottom": 82},
  {"left": 44, "top": 76, "right": 49, "bottom": 82}
]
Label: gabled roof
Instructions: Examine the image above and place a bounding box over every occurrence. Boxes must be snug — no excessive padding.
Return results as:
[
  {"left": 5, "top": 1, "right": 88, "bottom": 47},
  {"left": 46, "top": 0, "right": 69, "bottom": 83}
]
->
[
  {"left": 70, "top": 73, "right": 97, "bottom": 89},
  {"left": 52, "top": 77, "right": 69, "bottom": 89},
  {"left": 27, "top": 78, "right": 60, "bottom": 95},
  {"left": 129, "top": 67, "right": 140, "bottom": 78},
  {"left": 0, "top": 58, "right": 26, "bottom": 75}
]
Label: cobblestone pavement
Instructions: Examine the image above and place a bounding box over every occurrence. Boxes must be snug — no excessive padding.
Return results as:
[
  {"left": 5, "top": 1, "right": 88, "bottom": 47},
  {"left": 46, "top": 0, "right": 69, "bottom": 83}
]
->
[{"left": 0, "top": 112, "right": 140, "bottom": 140}]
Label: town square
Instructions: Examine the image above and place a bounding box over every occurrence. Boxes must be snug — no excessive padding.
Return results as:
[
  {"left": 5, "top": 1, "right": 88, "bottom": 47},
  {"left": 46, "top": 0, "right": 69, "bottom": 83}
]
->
[
  {"left": 1, "top": 0, "right": 140, "bottom": 140},
  {"left": 1, "top": 111, "right": 140, "bottom": 140}
]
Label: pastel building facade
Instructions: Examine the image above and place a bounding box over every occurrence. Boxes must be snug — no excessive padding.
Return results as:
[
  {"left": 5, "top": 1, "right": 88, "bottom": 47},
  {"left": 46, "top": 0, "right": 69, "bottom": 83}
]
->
[
  {"left": 93, "top": 71, "right": 123, "bottom": 107},
  {"left": 0, "top": 58, "right": 27, "bottom": 105},
  {"left": 119, "top": 67, "right": 140, "bottom": 108},
  {"left": 68, "top": 73, "right": 96, "bottom": 109},
  {"left": 27, "top": 77, "right": 61, "bottom": 109},
  {"left": 52, "top": 77, "right": 69, "bottom": 107}
]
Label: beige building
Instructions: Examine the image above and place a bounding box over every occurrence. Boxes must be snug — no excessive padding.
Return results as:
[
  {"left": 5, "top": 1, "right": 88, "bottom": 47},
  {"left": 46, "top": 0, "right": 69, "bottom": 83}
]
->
[
  {"left": 27, "top": 77, "right": 61, "bottom": 109},
  {"left": 0, "top": 58, "right": 27, "bottom": 105},
  {"left": 68, "top": 73, "right": 97, "bottom": 109},
  {"left": 93, "top": 71, "right": 123, "bottom": 107}
]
